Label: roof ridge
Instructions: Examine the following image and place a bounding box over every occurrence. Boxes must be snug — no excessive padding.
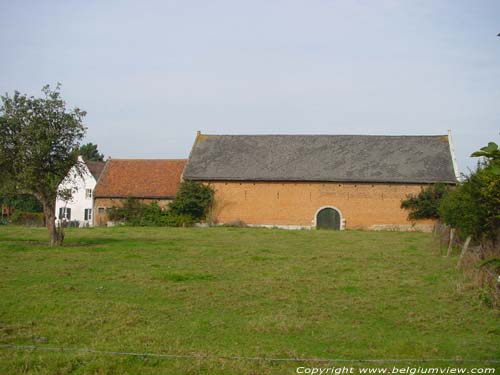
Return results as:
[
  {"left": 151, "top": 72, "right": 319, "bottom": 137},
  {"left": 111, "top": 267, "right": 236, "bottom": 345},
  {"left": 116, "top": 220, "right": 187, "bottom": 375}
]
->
[
  {"left": 197, "top": 133, "right": 448, "bottom": 138},
  {"left": 108, "top": 158, "right": 187, "bottom": 161}
]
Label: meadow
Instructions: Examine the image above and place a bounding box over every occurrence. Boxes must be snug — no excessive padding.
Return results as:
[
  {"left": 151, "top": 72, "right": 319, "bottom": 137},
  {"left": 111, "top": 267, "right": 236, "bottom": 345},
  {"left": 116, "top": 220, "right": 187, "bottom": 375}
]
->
[{"left": 0, "top": 226, "right": 498, "bottom": 374}]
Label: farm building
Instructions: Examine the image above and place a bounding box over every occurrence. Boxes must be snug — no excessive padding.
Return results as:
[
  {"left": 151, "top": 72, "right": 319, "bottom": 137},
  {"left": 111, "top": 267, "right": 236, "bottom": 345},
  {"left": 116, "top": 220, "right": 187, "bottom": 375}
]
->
[
  {"left": 183, "top": 132, "right": 458, "bottom": 231},
  {"left": 55, "top": 156, "right": 105, "bottom": 227},
  {"left": 93, "top": 159, "right": 186, "bottom": 226}
]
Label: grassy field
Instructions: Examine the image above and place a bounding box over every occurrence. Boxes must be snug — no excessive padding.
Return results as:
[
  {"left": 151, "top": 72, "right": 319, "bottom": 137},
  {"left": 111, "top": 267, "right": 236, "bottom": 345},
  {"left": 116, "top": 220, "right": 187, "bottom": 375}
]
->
[{"left": 0, "top": 226, "right": 498, "bottom": 374}]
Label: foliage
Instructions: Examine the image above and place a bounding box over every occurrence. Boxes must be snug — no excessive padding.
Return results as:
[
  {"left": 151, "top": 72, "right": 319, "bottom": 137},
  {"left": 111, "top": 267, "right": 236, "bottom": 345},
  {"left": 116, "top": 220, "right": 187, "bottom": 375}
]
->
[
  {"left": 107, "top": 198, "right": 196, "bottom": 227},
  {"left": 78, "top": 142, "right": 104, "bottom": 162},
  {"left": 400, "top": 183, "right": 451, "bottom": 220},
  {"left": 10, "top": 211, "right": 45, "bottom": 226},
  {"left": 477, "top": 258, "right": 500, "bottom": 273},
  {"left": 0, "top": 194, "right": 43, "bottom": 212},
  {"left": 107, "top": 182, "right": 214, "bottom": 227},
  {"left": 0, "top": 84, "right": 86, "bottom": 245},
  {"left": 169, "top": 181, "right": 214, "bottom": 222},
  {"left": 439, "top": 142, "right": 500, "bottom": 241},
  {"left": 471, "top": 141, "right": 500, "bottom": 175},
  {"left": 107, "top": 197, "right": 146, "bottom": 224},
  {"left": 438, "top": 173, "right": 483, "bottom": 239}
]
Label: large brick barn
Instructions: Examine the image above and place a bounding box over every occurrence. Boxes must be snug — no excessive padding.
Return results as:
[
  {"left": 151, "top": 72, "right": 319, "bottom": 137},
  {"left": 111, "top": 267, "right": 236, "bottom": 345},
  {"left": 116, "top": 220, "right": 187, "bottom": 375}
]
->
[{"left": 183, "top": 132, "right": 458, "bottom": 231}]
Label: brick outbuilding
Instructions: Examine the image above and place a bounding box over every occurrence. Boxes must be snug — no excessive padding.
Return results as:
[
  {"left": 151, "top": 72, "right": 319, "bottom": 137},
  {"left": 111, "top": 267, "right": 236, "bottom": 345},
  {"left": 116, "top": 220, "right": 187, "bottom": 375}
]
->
[
  {"left": 183, "top": 132, "right": 458, "bottom": 231},
  {"left": 93, "top": 159, "right": 186, "bottom": 226}
]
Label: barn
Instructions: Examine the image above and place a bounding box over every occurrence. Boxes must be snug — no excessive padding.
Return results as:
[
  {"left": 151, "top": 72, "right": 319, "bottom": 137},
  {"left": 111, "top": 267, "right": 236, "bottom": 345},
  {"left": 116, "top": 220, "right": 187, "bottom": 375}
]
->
[{"left": 182, "top": 132, "right": 458, "bottom": 231}]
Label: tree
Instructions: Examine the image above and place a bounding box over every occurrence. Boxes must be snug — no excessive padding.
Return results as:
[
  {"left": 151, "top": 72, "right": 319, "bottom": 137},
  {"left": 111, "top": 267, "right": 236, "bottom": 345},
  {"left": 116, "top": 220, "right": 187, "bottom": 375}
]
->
[
  {"left": 439, "top": 141, "right": 500, "bottom": 241},
  {"left": 0, "top": 84, "right": 86, "bottom": 245},
  {"left": 400, "top": 183, "right": 451, "bottom": 221},
  {"left": 0, "top": 194, "right": 43, "bottom": 213},
  {"left": 169, "top": 181, "right": 214, "bottom": 222},
  {"left": 471, "top": 141, "right": 500, "bottom": 175},
  {"left": 79, "top": 142, "right": 104, "bottom": 162}
]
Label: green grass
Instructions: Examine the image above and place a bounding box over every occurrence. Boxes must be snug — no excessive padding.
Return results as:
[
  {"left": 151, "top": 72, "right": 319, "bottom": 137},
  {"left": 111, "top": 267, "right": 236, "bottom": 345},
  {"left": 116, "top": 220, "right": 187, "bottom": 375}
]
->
[{"left": 0, "top": 226, "right": 498, "bottom": 374}]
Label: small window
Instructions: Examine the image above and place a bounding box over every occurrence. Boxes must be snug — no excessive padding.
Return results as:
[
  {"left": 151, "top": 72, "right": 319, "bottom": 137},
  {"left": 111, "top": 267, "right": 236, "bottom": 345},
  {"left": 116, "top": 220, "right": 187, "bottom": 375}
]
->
[
  {"left": 59, "top": 207, "right": 71, "bottom": 220},
  {"left": 84, "top": 208, "right": 92, "bottom": 221},
  {"left": 98, "top": 207, "right": 106, "bottom": 214},
  {"left": 85, "top": 189, "right": 92, "bottom": 198}
]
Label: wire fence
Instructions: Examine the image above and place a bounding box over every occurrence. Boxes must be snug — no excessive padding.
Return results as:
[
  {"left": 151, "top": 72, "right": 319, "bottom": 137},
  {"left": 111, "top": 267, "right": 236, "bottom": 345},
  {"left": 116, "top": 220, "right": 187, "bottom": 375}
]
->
[
  {"left": 435, "top": 222, "right": 500, "bottom": 306},
  {"left": 1, "top": 344, "right": 499, "bottom": 364}
]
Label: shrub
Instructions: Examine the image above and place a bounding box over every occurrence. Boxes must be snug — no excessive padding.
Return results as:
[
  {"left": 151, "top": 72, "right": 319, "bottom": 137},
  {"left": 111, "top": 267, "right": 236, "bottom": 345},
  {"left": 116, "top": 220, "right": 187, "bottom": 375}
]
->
[
  {"left": 439, "top": 140, "right": 500, "bottom": 242},
  {"left": 169, "top": 181, "right": 214, "bottom": 222},
  {"left": 400, "top": 183, "right": 451, "bottom": 221},
  {"left": 10, "top": 211, "right": 45, "bottom": 226},
  {"left": 439, "top": 165, "right": 500, "bottom": 241},
  {"left": 106, "top": 182, "right": 214, "bottom": 227}
]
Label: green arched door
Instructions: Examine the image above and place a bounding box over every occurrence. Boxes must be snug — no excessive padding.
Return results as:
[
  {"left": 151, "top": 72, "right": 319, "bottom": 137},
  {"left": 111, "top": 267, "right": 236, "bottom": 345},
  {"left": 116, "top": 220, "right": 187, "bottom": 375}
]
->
[{"left": 316, "top": 207, "right": 341, "bottom": 230}]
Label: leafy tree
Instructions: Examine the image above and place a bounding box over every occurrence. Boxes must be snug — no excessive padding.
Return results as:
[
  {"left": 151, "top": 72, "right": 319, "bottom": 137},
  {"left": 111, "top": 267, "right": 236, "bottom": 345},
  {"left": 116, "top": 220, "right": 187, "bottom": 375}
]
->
[
  {"left": 0, "top": 84, "right": 86, "bottom": 245},
  {"left": 0, "top": 194, "right": 43, "bottom": 212},
  {"left": 439, "top": 141, "right": 500, "bottom": 241},
  {"left": 169, "top": 181, "right": 214, "bottom": 222},
  {"left": 471, "top": 141, "right": 500, "bottom": 175},
  {"left": 79, "top": 142, "right": 104, "bottom": 162},
  {"left": 400, "top": 183, "right": 451, "bottom": 221}
]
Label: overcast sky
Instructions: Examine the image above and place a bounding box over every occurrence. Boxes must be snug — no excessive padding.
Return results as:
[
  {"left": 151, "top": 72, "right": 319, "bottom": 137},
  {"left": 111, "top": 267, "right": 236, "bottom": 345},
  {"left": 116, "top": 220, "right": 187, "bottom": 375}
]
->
[{"left": 1, "top": 0, "right": 499, "bottom": 174}]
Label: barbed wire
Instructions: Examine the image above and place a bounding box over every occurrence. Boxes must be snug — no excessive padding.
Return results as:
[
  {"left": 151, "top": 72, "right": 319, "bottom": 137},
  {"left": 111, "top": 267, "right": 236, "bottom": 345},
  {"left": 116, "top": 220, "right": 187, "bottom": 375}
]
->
[{"left": 1, "top": 344, "right": 498, "bottom": 364}]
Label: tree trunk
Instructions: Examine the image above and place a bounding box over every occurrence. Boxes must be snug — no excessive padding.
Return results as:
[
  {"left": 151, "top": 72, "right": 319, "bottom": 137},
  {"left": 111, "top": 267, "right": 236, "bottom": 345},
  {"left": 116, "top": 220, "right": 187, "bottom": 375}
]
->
[{"left": 42, "top": 198, "right": 64, "bottom": 246}]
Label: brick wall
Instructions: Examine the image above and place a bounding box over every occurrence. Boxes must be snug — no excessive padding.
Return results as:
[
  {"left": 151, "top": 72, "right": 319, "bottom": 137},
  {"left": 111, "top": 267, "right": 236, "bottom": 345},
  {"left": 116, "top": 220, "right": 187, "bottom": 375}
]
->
[
  {"left": 93, "top": 198, "right": 172, "bottom": 226},
  {"left": 206, "top": 181, "right": 435, "bottom": 231}
]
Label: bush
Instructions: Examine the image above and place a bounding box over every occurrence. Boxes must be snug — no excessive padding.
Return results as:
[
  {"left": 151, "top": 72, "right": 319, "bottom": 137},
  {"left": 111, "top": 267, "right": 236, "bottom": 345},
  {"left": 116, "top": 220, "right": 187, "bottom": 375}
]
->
[
  {"left": 10, "top": 211, "right": 45, "bottom": 226},
  {"left": 439, "top": 165, "right": 500, "bottom": 241},
  {"left": 169, "top": 181, "right": 214, "bottom": 222},
  {"left": 106, "top": 182, "right": 214, "bottom": 227},
  {"left": 107, "top": 199, "right": 196, "bottom": 227},
  {"left": 401, "top": 183, "right": 451, "bottom": 221}
]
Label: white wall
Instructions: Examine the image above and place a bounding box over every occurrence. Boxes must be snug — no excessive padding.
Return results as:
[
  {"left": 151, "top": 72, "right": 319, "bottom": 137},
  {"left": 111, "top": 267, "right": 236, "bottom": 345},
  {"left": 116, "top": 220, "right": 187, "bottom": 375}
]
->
[{"left": 55, "top": 157, "right": 97, "bottom": 227}]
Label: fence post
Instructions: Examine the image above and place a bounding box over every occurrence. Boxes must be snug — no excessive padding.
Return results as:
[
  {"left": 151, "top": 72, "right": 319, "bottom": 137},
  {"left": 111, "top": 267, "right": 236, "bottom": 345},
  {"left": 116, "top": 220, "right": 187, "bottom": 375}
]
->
[
  {"left": 456, "top": 235, "right": 472, "bottom": 269},
  {"left": 447, "top": 228, "right": 455, "bottom": 257}
]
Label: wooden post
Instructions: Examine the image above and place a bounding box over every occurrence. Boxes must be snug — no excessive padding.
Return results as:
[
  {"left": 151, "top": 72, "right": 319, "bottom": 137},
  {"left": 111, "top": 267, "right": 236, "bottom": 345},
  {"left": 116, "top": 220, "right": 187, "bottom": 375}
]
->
[
  {"left": 456, "top": 235, "right": 472, "bottom": 269},
  {"left": 447, "top": 228, "right": 455, "bottom": 257}
]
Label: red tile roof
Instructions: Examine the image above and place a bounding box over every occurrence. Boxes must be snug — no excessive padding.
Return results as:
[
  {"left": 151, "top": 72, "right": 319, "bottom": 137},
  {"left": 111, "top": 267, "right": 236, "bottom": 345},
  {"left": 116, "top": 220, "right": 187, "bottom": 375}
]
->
[{"left": 94, "top": 159, "right": 187, "bottom": 198}]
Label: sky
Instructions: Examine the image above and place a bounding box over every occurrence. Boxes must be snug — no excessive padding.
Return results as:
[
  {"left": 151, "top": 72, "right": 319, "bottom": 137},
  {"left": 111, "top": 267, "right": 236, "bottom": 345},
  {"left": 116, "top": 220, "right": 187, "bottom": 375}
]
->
[{"left": 1, "top": 0, "right": 499, "bottom": 174}]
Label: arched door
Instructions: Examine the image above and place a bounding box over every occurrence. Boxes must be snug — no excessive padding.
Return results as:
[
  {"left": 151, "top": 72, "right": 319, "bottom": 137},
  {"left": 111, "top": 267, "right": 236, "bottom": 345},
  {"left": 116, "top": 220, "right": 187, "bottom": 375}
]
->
[{"left": 316, "top": 207, "right": 341, "bottom": 230}]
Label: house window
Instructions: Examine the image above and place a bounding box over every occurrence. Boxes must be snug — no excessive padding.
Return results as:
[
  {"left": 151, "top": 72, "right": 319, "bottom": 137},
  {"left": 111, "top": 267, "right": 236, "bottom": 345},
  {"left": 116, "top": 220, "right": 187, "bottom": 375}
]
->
[
  {"left": 58, "top": 207, "right": 71, "bottom": 220},
  {"left": 98, "top": 207, "right": 106, "bottom": 214},
  {"left": 84, "top": 208, "right": 92, "bottom": 221},
  {"left": 85, "top": 189, "right": 92, "bottom": 198}
]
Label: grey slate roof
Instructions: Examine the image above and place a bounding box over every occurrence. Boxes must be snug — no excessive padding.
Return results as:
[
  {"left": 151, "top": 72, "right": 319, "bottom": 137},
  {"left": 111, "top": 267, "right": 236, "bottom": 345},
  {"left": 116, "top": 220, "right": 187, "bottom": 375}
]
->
[
  {"left": 183, "top": 134, "right": 458, "bottom": 184},
  {"left": 85, "top": 160, "right": 105, "bottom": 180}
]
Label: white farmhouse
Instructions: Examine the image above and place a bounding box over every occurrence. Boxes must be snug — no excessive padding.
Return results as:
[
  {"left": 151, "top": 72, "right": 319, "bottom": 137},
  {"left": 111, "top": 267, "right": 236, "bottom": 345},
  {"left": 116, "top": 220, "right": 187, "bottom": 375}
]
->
[{"left": 55, "top": 156, "right": 105, "bottom": 227}]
